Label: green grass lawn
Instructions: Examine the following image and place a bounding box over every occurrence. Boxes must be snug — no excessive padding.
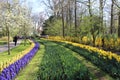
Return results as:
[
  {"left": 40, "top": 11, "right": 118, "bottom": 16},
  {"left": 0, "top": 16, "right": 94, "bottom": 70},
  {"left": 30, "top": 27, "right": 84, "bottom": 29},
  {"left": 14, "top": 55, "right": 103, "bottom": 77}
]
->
[
  {"left": 0, "top": 40, "right": 31, "bottom": 63},
  {"left": 0, "top": 41, "right": 7, "bottom": 45},
  {"left": 15, "top": 45, "right": 45, "bottom": 80},
  {"left": 0, "top": 36, "right": 12, "bottom": 45}
]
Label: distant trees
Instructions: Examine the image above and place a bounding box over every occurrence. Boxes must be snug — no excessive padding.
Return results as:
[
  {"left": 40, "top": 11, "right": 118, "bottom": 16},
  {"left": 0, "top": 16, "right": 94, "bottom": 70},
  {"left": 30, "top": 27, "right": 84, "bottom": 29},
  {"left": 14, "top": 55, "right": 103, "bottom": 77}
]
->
[
  {"left": 31, "top": 12, "right": 46, "bottom": 36},
  {"left": 42, "top": 0, "right": 120, "bottom": 47},
  {"left": 43, "top": 16, "right": 62, "bottom": 36}
]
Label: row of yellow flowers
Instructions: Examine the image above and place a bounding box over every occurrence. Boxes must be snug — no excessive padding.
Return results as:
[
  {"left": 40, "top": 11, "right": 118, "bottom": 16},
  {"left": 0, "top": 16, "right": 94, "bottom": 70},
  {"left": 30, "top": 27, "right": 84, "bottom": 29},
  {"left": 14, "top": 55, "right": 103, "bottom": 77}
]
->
[
  {"left": 0, "top": 40, "right": 35, "bottom": 72},
  {"left": 48, "top": 36, "right": 120, "bottom": 49},
  {"left": 47, "top": 36, "right": 120, "bottom": 62}
]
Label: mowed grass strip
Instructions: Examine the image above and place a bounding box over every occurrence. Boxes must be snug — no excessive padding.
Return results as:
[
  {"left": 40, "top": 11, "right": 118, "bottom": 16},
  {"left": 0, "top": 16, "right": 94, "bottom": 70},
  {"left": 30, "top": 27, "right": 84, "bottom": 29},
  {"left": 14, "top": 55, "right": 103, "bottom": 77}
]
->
[
  {"left": 0, "top": 40, "right": 31, "bottom": 62},
  {"left": 15, "top": 44, "right": 45, "bottom": 80}
]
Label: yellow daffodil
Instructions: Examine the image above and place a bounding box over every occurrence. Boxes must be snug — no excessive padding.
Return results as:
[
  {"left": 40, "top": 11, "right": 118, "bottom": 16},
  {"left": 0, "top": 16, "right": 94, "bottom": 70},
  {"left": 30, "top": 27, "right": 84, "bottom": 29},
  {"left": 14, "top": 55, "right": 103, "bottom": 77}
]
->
[
  {"left": 47, "top": 36, "right": 120, "bottom": 62},
  {"left": 0, "top": 40, "right": 35, "bottom": 72}
]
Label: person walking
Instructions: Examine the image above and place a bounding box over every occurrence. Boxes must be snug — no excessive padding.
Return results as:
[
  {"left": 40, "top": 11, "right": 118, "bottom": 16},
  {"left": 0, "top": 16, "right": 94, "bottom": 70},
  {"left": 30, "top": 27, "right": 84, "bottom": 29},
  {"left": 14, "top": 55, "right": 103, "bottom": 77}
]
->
[{"left": 13, "top": 35, "right": 18, "bottom": 46}]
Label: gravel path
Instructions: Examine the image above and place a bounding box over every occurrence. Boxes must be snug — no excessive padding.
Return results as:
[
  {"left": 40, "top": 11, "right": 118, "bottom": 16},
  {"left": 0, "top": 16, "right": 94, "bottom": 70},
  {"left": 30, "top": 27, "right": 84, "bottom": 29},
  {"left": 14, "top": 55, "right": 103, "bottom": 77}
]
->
[{"left": 0, "top": 40, "right": 22, "bottom": 53}]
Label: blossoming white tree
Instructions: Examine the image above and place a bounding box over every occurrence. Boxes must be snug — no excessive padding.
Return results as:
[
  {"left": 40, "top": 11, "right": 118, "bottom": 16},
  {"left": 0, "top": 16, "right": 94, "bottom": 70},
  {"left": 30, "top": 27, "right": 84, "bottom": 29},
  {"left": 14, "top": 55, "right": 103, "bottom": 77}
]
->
[{"left": 0, "top": 0, "right": 34, "bottom": 55}]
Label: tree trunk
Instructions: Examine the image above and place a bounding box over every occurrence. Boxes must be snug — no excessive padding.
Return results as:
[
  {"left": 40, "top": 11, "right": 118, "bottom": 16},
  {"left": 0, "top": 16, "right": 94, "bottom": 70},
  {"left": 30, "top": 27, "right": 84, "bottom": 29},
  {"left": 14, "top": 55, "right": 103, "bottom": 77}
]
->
[
  {"left": 24, "top": 25, "right": 26, "bottom": 46},
  {"left": 110, "top": 0, "right": 114, "bottom": 34},
  {"left": 93, "top": 35, "right": 96, "bottom": 46},
  {"left": 62, "top": 6, "right": 65, "bottom": 37},
  {"left": 99, "top": 0, "right": 104, "bottom": 32},
  {"left": 118, "top": 11, "right": 120, "bottom": 37},
  {"left": 74, "top": 0, "right": 77, "bottom": 37},
  {"left": 6, "top": 0, "right": 11, "bottom": 55},
  {"left": 68, "top": 0, "right": 72, "bottom": 37},
  {"left": 100, "top": 0, "right": 105, "bottom": 48},
  {"left": 66, "top": 5, "right": 69, "bottom": 36},
  {"left": 102, "top": 37, "right": 105, "bottom": 47},
  {"left": 88, "top": 0, "right": 92, "bottom": 18},
  {"left": 88, "top": 0, "right": 92, "bottom": 25},
  {"left": 24, "top": 37, "right": 26, "bottom": 46},
  {"left": 7, "top": 26, "right": 10, "bottom": 55},
  {"left": 88, "top": 0, "right": 95, "bottom": 46}
]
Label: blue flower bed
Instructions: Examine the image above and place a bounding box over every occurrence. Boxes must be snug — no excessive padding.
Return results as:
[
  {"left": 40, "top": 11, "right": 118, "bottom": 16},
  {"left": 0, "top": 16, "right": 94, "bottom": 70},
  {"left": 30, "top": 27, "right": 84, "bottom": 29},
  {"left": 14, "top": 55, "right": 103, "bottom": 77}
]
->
[{"left": 0, "top": 42, "right": 40, "bottom": 80}]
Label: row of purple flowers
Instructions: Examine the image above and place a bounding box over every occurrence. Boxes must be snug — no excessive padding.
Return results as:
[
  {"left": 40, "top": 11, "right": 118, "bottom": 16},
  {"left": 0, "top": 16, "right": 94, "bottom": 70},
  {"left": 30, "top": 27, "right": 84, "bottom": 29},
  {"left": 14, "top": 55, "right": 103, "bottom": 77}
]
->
[{"left": 0, "top": 42, "right": 40, "bottom": 80}]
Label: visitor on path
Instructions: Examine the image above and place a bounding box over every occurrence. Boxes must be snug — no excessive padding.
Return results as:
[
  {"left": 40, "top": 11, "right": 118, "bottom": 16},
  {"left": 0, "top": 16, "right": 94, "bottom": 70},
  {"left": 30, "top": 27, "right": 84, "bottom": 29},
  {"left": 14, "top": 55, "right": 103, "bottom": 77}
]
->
[{"left": 13, "top": 35, "right": 18, "bottom": 46}]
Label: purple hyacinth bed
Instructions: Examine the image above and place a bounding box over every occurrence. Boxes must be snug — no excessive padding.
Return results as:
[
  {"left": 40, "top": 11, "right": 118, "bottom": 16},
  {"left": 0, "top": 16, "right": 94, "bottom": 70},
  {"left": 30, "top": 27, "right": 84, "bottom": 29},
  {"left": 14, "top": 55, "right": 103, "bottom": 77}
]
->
[{"left": 0, "top": 42, "right": 40, "bottom": 80}]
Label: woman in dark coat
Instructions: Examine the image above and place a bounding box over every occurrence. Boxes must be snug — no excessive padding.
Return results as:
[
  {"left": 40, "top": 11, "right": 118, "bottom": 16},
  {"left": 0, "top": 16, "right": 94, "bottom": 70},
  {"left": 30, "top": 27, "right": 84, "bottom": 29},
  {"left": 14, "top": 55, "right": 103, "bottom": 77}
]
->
[{"left": 13, "top": 36, "right": 18, "bottom": 46}]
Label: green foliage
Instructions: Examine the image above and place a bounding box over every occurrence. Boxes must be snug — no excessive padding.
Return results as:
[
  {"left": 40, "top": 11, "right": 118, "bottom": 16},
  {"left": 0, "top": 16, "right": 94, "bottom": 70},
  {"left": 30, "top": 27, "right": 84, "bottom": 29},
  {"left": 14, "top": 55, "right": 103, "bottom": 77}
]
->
[
  {"left": 37, "top": 40, "right": 91, "bottom": 80},
  {"left": 0, "top": 36, "right": 12, "bottom": 42},
  {"left": 0, "top": 40, "right": 31, "bottom": 62},
  {"left": 44, "top": 15, "right": 106, "bottom": 41},
  {"left": 55, "top": 41, "right": 120, "bottom": 79},
  {"left": 0, "top": 36, "right": 13, "bottom": 45},
  {"left": 43, "top": 16, "right": 62, "bottom": 36},
  {"left": 43, "top": 16, "right": 76, "bottom": 36},
  {"left": 0, "top": 41, "right": 7, "bottom": 45}
]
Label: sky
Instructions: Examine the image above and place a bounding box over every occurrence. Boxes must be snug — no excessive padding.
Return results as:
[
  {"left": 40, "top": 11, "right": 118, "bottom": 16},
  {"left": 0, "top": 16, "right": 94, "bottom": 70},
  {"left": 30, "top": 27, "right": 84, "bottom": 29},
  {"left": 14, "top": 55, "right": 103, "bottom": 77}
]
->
[{"left": 26, "top": 0, "right": 46, "bottom": 14}]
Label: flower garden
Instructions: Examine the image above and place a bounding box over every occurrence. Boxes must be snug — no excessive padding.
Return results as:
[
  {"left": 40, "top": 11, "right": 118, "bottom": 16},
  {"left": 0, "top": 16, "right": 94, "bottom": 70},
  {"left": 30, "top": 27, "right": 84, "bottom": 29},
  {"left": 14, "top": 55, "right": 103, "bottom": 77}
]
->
[
  {"left": 37, "top": 40, "right": 91, "bottom": 80},
  {"left": 1, "top": 0, "right": 120, "bottom": 79},
  {"left": 0, "top": 40, "right": 40, "bottom": 80},
  {"left": 16, "top": 38, "right": 117, "bottom": 80},
  {"left": 46, "top": 36, "right": 120, "bottom": 79},
  {"left": 0, "top": 37, "right": 120, "bottom": 80}
]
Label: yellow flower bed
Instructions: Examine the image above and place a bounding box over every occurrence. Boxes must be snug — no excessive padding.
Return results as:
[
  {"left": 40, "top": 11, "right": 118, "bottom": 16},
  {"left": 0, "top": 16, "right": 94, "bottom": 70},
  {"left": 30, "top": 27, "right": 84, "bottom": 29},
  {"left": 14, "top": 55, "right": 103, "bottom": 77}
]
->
[
  {"left": 0, "top": 40, "right": 35, "bottom": 72},
  {"left": 47, "top": 36, "right": 120, "bottom": 63},
  {"left": 48, "top": 36, "right": 120, "bottom": 48}
]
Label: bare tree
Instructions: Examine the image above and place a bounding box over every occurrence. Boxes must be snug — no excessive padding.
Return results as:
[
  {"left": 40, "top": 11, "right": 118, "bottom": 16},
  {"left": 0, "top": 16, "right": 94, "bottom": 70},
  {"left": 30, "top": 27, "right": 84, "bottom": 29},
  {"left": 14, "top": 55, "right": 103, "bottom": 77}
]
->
[
  {"left": 74, "top": 0, "right": 77, "bottom": 36},
  {"left": 118, "top": 11, "right": 120, "bottom": 37},
  {"left": 99, "top": 0, "right": 106, "bottom": 47},
  {"left": 99, "top": 0, "right": 105, "bottom": 29},
  {"left": 42, "top": 0, "right": 60, "bottom": 17},
  {"left": 68, "top": 0, "right": 72, "bottom": 36},
  {"left": 88, "top": 0, "right": 92, "bottom": 17},
  {"left": 114, "top": 0, "right": 120, "bottom": 37},
  {"left": 110, "top": 0, "right": 114, "bottom": 34},
  {"left": 37, "top": 12, "right": 46, "bottom": 35},
  {"left": 59, "top": 0, "right": 65, "bottom": 37},
  {"left": 87, "top": 0, "right": 96, "bottom": 46}
]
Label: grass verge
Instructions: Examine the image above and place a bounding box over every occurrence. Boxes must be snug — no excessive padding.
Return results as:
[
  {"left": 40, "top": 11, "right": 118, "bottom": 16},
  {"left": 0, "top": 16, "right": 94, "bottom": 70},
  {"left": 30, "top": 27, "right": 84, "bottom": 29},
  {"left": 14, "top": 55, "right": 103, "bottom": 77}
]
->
[
  {"left": 0, "top": 40, "right": 31, "bottom": 62},
  {"left": 0, "top": 41, "right": 7, "bottom": 45},
  {"left": 15, "top": 44, "right": 45, "bottom": 80}
]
